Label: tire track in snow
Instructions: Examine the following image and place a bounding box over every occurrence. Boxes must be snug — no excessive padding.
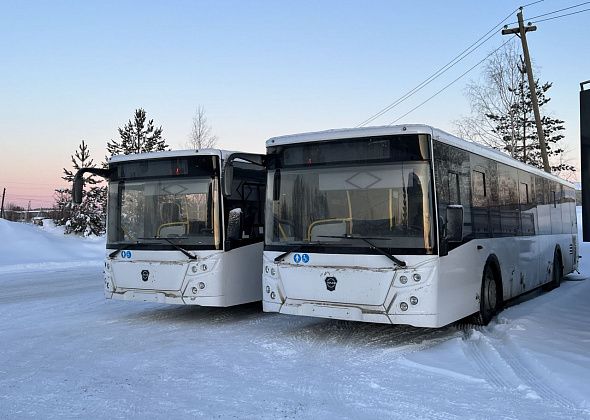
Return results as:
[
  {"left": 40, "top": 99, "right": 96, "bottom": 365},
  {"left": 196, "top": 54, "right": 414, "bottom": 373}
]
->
[
  {"left": 492, "top": 340, "right": 575, "bottom": 409},
  {"left": 460, "top": 323, "right": 577, "bottom": 410},
  {"left": 461, "top": 331, "right": 518, "bottom": 389}
]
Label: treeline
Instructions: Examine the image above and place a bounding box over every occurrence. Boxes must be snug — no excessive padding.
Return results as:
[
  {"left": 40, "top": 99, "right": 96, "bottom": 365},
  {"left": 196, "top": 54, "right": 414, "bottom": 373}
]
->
[
  {"left": 54, "top": 108, "right": 168, "bottom": 236},
  {"left": 55, "top": 106, "right": 218, "bottom": 236}
]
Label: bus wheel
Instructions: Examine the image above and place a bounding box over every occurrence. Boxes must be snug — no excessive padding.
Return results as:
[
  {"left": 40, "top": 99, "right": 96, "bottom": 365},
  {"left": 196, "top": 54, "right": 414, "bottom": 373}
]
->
[
  {"left": 473, "top": 264, "right": 500, "bottom": 326},
  {"left": 544, "top": 250, "right": 563, "bottom": 291}
]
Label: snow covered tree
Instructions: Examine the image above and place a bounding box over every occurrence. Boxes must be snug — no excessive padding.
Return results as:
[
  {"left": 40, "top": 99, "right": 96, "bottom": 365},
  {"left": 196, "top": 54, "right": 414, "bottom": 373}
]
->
[
  {"left": 107, "top": 108, "right": 168, "bottom": 156},
  {"left": 55, "top": 140, "right": 107, "bottom": 236},
  {"left": 186, "top": 105, "right": 218, "bottom": 149},
  {"left": 52, "top": 188, "right": 71, "bottom": 225}
]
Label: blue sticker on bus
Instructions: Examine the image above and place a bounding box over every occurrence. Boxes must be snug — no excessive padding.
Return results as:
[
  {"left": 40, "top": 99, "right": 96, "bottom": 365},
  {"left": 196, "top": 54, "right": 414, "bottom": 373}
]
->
[
  {"left": 121, "top": 250, "right": 132, "bottom": 258},
  {"left": 293, "top": 254, "right": 301, "bottom": 263},
  {"left": 302, "top": 254, "right": 310, "bottom": 263}
]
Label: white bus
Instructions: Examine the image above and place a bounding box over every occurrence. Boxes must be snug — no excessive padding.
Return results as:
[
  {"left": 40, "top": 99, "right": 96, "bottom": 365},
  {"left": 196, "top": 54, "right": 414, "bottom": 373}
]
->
[
  {"left": 262, "top": 125, "right": 578, "bottom": 327},
  {"left": 73, "top": 149, "right": 266, "bottom": 306}
]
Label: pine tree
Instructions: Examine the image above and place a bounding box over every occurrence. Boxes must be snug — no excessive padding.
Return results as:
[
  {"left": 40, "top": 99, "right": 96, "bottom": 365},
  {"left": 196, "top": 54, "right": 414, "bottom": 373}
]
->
[
  {"left": 485, "top": 60, "right": 573, "bottom": 173},
  {"left": 52, "top": 188, "right": 71, "bottom": 226},
  {"left": 55, "top": 141, "right": 107, "bottom": 236},
  {"left": 107, "top": 108, "right": 168, "bottom": 156}
]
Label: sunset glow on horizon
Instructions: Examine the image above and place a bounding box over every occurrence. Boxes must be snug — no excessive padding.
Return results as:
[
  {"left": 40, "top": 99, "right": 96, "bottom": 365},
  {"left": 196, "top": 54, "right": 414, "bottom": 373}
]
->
[{"left": 2, "top": 1, "right": 588, "bottom": 209}]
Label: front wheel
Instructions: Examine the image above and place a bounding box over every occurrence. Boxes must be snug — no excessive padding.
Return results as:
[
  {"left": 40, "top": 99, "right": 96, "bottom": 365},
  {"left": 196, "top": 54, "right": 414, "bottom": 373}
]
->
[{"left": 473, "top": 264, "right": 501, "bottom": 326}]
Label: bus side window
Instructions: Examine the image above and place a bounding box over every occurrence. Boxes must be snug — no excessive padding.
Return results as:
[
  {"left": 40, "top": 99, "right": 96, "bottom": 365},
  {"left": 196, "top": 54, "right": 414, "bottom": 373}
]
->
[
  {"left": 498, "top": 164, "right": 519, "bottom": 236},
  {"left": 448, "top": 172, "right": 460, "bottom": 204},
  {"left": 472, "top": 170, "right": 486, "bottom": 199},
  {"left": 518, "top": 172, "right": 535, "bottom": 236},
  {"left": 471, "top": 169, "right": 489, "bottom": 237}
]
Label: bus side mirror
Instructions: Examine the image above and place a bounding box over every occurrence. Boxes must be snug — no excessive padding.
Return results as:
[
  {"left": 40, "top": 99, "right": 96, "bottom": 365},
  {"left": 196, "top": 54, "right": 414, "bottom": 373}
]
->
[
  {"left": 446, "top": 205, "right": 463, "bottom": 242},
  {"left": 72, "top": 173, "right": 84, "bottom": 205},
  {"left": 71, "top": 167, "right": 111, "bottom": 205},
  {"left": 222, "top": 163, "right": 234, "bottom": 197}
]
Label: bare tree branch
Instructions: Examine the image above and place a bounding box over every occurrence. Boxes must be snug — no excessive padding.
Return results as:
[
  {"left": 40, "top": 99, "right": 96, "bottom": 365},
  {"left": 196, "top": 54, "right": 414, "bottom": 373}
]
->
[{"left": 187, "top": 106, "right": 218, "bottom": 149}]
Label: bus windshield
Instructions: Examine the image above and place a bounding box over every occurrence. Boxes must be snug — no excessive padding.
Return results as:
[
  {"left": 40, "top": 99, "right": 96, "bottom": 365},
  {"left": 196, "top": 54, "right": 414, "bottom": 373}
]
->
[
  {"left": 107, "top": 157, "right": 221, "bottom": 250},
  {"left": 265, "top": 135, "right": 435, "bottom": 254}
]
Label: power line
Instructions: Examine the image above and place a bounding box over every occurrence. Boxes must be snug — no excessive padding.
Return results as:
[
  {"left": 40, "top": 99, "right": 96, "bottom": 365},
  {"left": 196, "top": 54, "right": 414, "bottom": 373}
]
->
[
  {"left": 505, "top": 1, "right": 590, "bottom": 25},
  {"left": 522, "top": 0, "right": 545, "bottom": 7},
  {"left": 524, "top": 1, "right": 590, "bottom": 20},
  {"left": 357, "top": 29, "right": 506, "bottom": 127},
  {"left": 356, "top": 3, "right": 544, "bottom": 128},
  {"left": 388, "top": 36, "right": 516, "bottom": 125},
  {"left": 533, "top": 7, "right": 590, "bottom": 23}
]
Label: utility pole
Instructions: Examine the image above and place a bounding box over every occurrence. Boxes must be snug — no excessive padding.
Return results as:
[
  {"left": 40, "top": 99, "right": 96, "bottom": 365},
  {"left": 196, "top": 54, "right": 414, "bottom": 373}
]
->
[
  {"left": 0, "top": 188, "right": 5, "bottom": 219},
  {"left": 502, "top": 7, "right": 551, "bottom": 173}
]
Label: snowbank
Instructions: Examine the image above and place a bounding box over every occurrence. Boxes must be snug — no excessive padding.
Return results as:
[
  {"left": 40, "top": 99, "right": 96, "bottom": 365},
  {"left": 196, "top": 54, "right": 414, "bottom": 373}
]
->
[{"left": 0, "top": 219, "right": 105, "bottom": 274}]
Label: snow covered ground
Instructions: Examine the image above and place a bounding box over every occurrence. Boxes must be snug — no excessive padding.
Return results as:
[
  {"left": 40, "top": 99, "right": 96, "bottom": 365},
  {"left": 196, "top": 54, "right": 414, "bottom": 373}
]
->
[{"left": 0, "top": 215, "right": 589, "bottom": 418}]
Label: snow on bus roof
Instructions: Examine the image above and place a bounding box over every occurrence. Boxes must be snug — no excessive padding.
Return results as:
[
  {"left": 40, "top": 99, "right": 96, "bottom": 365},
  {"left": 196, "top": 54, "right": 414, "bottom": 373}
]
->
[
  {"left": 108, "top": 149, "right": 238, "bottom": 164},
  {"left": 266, "top": 124, "right": 575, "bottom": 188}
]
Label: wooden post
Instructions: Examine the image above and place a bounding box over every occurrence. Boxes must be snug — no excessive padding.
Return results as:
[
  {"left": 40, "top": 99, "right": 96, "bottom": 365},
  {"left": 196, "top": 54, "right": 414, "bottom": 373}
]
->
[{"left": 502, "top": 8, "right": 551, "bottom": 173}]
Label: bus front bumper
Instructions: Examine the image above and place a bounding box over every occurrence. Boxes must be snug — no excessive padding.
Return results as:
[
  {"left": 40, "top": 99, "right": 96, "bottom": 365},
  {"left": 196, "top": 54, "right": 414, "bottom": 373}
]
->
[{"left": 263, "top": 299, "right": 444, "bottom": 328}]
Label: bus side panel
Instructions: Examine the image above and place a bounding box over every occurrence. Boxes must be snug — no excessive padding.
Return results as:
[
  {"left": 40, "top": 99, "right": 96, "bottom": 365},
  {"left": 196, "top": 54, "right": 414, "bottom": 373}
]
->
[
  {"left": 514, "top": 236, "right": 540, "bottom": 296},
  {"left": 437, "top": 236, "right": 531, "bottom": 323},
  {"left": 437, "top": 244, "right": 484, "bottom": 326}
]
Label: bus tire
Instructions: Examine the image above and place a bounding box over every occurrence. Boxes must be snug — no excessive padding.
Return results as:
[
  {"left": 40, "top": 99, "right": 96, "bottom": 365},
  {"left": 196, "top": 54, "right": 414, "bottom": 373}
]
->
[
  {"left": 543, "top": 249, "right": 563, "bottom": 291},
  {"left": 473, "top": 262, "right": 501, "bottom": 326}
]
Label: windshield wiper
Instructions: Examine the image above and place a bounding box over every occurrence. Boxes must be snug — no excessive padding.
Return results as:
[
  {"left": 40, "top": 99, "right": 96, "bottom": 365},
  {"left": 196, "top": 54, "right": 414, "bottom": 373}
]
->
[
  {"left": 317, "top": 234, "right": 406, "bottom": 267},
  {"left": 138, "top": 237, "right": 198, "bottom": 260},
  {"left": 274, "top": 242, "right": 322, "bottom": 263}
]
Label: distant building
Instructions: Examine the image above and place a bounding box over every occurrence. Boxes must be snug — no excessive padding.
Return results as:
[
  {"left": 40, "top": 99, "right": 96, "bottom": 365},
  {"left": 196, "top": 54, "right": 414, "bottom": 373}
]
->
[{"left": 2, "top": 209, "right": 50, "bottom": 223}]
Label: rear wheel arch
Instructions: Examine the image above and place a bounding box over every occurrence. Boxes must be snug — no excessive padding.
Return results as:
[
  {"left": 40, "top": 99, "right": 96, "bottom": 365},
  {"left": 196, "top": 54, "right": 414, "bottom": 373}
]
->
[
  {"left": 553, "top": 245, "right": 564, "bottom": 287},
  {"left": 485, "top": 254, "right": 503, "bottom": 305},
  {"left": 554, "top": 245, "right": 563, "bottom": 267}
]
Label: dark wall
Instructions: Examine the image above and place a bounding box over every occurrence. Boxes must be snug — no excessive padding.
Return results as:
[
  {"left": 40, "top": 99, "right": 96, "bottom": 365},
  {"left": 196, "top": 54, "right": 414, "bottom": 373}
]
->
[{"left": 580, "top": 86, "right": 590, "bottom": 241}]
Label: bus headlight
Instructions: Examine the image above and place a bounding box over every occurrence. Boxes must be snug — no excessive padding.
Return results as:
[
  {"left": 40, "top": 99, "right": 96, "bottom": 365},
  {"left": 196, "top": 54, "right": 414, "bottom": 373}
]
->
[
  {"left": 410, "top": 296, "right": 418, "bottom": 305},
  {"left": 198, "top": 282, "right": 205, "bottom": 290},
  {"left": 400, "top": 302, "right": 408, "bottom": 311},
  {"left": 270, "top": 291, "right": 276, "bottom": 300},
  {"left": 265, "top": 266, "right": 270, "bottom": 274},
  {"left": 399, "top": 275, "right": 408, "bottom": 284},
  {"left": 413, "top": 273, "right": 421, "bottom": 282},
  {"left": 265, "top": 285, "right": 271, "bottom": 294}
]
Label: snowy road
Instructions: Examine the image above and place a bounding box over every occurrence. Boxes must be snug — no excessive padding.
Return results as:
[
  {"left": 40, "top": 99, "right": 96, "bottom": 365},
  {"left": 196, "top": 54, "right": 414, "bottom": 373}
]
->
[{"left": 1, "top": 264, "right": 589, "bottom": 419}]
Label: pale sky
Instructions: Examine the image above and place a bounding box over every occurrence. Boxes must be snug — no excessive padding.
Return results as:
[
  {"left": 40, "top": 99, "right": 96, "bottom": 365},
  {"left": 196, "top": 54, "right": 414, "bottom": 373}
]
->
[{"left": 1, "top": 0, "right": 588, "bottom": 208}]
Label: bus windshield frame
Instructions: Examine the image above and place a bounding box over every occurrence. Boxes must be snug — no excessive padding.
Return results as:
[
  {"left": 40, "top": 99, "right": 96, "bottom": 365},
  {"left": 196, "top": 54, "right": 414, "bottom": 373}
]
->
[
  {"left": 106, "top": 155, "right": 222, "bottom": 251},
  {"left": 265, "top": 134, "right": 437, "bottom": 256}
]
